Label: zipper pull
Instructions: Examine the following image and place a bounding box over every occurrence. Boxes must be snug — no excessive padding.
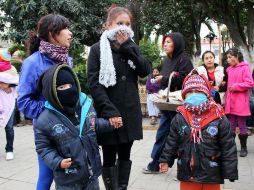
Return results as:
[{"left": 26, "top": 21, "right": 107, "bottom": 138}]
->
[{"left": 75, "top": 112, "right": 80, "bottom": 123}]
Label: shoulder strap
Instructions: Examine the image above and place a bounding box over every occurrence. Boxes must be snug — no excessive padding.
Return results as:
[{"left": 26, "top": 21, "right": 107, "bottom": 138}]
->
[{"left": 79, "top": 93, "right": 92, "bottom": 137}]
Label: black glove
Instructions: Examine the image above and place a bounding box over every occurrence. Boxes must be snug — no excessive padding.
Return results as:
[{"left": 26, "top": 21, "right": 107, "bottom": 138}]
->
[{"left": 229, "top": 179, "right": 235, "bottom": 182}]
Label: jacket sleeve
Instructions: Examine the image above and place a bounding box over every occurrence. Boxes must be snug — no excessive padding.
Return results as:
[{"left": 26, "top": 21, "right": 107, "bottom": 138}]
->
[
  {"left": 119, "top": 38, "right": 152, "bottom": 78},
  {"left": 219, "top": 66, "right": 228, "bottom": 92},
  {"left": 35, "top": 117, "right": 63, "bottom": 171},
  {"left": 87, "top": 45, "right": 121, "bottom": 118},
  {"left": 219, "top": 116, "right": 238, "bottom": 180},
  {"left": 160, "top": 56, "right": 193, "bottom": 91},
  {"left": 158, "top": 115, "right": 179, "bottom": 167},
  {"left": 170, "top": 56, "right": 193, "bottom": 91},
  {"left": 95, "top": 118, "right": 114, "bottom": 134},
  {"left": 232, "top": 66, "right": 254, "bottom": 92},
  {"left": 17, "top": 60, "right": 44, "bottom": 119}
]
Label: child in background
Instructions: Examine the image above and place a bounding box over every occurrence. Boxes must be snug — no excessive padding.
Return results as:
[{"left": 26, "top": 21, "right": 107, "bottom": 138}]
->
[
  {"left": 225, "top": 47, "right": 254, "bottom": 157},
  {"left": 0, "top": 50, "right": 19, "bottom": 160},
  {"left": 146, "top": 68, "right": 160, "bottom": 125},
  {"left": 35, "top": 64, "right": 114, "bottom": 190},
  {"left": 159, "top": 69, "right": 238, "bottom": 190}
]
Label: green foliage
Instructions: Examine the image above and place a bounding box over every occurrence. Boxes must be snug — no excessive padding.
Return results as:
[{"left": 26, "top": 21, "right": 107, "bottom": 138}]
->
[
  {"left": 71, "top": 45, "right": 88, "bottom": 94},
  {"left": 70, "top": 45, "right": 85, "bottom": 67},
  {"left": 141, "top": 0, "right": 208, "bottom": 56},
  {"left": 139, "top": 39, "right": 161, "bottom": 68},
  {"left": 11, "top": 60, "right": 22, "bottom": 73},
  {"left": 8, "top": 44, "right": 26, "bottom": 55},
  {"left": 0, "top": 0, "right": 114, "bottom": 46},
  {"left": 17, "top": 50, "right": 27, "bottom": 60},
  {"left": 73, "top": 63, "right": 89, "bottom": 94}
]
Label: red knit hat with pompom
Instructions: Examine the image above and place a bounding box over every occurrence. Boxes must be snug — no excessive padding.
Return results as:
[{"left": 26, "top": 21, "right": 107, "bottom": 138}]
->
[{"left": 182, "top": 69, "right": 211, "bottom": 99}]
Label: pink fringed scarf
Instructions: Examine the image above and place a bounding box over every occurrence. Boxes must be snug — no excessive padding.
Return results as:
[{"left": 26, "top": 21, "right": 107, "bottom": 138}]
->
[{"left": 182, "top": 99, "right": 224, "bottom": 144}]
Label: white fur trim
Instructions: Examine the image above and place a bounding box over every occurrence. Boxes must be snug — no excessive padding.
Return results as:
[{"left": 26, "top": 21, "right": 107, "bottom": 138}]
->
[
  {"left": 197, "top": 66, "right": 208, "bottom": 79},
  {"left": 99, "top": 26, "right": 135, "bottom": 88},
  {"left": 197, "top": 65, "right": 224, "bottom": 86},
  {"left": 214, "top": 66, "right": 224, "bottom": 86}
]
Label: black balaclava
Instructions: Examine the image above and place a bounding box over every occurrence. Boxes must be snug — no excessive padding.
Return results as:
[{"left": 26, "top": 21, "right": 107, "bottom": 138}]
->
[
  {"left": 37, "top": 64, "right": 81, "bottom": 125},
  {"left": 56, "top": 68, "right": 79, "bottom": 111}
]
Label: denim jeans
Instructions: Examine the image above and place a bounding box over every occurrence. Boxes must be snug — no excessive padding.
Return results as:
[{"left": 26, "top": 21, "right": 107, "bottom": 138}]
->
[
  {"left": 147, "top": 110, "right": 176, "bottom": 171},
  {"left": 5, "top": 111, "right": 15, "bottom": 152},
  {"left": 56, "top": 178, "right": 100, "bottom": 190},
  {"left": 246, "top": 100, "right": 254, "bottom": 127}
]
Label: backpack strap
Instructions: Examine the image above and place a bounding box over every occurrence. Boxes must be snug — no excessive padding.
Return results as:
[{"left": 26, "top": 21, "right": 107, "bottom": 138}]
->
[{"left": 79, "top": 93, "right": 92, "bottom": 137}]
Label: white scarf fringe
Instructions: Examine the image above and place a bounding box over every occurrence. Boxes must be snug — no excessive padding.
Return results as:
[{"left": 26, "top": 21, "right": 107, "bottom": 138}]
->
[{"left": 99, "top": 25, "right": 135, "bottom": 88}]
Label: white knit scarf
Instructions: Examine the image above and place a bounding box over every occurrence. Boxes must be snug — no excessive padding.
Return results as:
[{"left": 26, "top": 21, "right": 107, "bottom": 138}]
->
[{"left": 99, "top": 25, "right": 135, "bottom": 88}]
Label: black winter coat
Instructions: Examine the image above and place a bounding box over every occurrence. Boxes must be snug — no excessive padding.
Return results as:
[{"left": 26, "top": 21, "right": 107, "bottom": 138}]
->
[
  {"left": 35, "top": 94, "right": 112, "bottom": 186},
  {"left": 159, "top": 113, "right": 238, "bottom": 184},
  {"left": 87, "top": 39, "right": 152, "bottom": 145},
  {"left": 160, "top": 55, "right": 193, "bottom": 91}
]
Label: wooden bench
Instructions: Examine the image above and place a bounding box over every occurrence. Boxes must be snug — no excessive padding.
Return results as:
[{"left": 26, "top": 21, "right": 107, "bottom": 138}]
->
[{"left": 138, "top": 84, "right": 148, "bottom": 116}]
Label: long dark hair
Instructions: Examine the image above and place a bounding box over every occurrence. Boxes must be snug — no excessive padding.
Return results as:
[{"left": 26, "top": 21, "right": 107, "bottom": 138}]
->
[
  {"left": 226, "top": 47, "right": 244, "bottom": 62},
  {"left": 26, "top": 14, "right": 70, "bottom": 55}
]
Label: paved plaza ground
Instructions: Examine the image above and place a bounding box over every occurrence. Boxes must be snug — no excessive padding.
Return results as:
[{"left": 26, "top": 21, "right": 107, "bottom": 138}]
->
[{"left": 0, "top": 120, "right": 254, "bottom": 190}]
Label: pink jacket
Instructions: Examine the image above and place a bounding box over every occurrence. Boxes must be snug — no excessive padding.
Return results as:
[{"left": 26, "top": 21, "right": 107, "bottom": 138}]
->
[
  {"left": 0, "top": 66, "right": 19, "bottom": 127},
  {"left": 225, "top": 61, "right": 254, "bottom": 116}
]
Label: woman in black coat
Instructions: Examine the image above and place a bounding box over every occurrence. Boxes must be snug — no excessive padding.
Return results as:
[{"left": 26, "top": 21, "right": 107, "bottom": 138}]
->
[{"left": 87, "top": 6, "right": 151, "bottom": 190}]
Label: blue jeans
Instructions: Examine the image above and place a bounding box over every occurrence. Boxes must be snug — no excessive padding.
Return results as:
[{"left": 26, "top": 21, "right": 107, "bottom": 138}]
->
[
  {"left": 5, "top": 111, "right": 15, "bottom": 152},
  {"left": 247, "top": 100, "right": 254, "bottom": 127},
  {"left": 36, "top": 155, "right": 53, "bottom": 190},
  {"left": 147, "top": 110, "right": 176, "bottom": 171},
  {"left": 56, "top": 178, "right": 100, "bottom": 190}
]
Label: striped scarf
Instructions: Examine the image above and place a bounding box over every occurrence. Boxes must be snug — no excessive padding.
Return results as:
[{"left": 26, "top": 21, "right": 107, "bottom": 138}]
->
[{"left": 184, "top": 99, "right": 222, "bottom": 144}]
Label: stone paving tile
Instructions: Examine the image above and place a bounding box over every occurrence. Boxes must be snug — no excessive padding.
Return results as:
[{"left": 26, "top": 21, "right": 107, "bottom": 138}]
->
[{"left": 1, "top": 124, "right": 254, "bottom": 190}]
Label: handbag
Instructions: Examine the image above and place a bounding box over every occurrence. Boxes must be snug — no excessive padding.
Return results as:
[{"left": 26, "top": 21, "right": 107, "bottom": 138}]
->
[{"left": 152, "top": 72, "right": 183, "bottom": 111}]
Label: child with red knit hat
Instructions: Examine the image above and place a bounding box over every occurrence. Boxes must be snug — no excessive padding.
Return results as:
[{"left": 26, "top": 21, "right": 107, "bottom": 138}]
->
[
  {"left": 158, "top": 69, "right": 238, "bottom": 190},
  {"left": 0, "top": 49, "right": 19, "bottom": 160}
]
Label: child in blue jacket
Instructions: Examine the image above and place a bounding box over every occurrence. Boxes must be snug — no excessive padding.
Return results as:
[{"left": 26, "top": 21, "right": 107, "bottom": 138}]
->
[{"left": 35, "top": 64, "right": 114, "bottom": 190}]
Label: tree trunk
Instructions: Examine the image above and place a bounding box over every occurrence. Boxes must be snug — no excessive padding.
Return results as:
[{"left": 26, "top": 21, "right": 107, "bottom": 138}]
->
[
  {"left": 247, "top": 6, "right": 254, "bottom": 49},
  {"left": 128, "top": 0, "right": 141, "bottom": 44},
  {"left": 193, "top": 23, "right": 202, "bottom": 57},
  {"left": 195, "top": 35, "right": 201, "bottom": 57},
  {"left": 220, "top": 15, "right": 246, "bottom": 48},
  {"left": 184, "top": 32, "right": 195, "bottom": 57}
]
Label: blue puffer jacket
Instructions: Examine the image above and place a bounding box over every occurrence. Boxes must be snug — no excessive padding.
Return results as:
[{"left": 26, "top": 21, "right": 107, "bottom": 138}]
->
[
  {"left": 17, "top": 51, "right": 72, "bottom": 120},
  {"left": 35, "top": 93, "right": 111, "bottom": 186}
]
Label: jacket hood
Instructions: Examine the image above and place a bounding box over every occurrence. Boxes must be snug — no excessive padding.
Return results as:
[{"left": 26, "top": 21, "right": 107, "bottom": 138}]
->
[
  {"left": 37, "top": 64, "right": 81, "bottom": 111},
  {"left": 236, "top": 61, "right": 249, "bottom": 67},
  {"left": 227, "top": 61, "right": 250, "bottom": 72},
  {"left": 162, "top": 32, "right": 185, "bottom": 58}
]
